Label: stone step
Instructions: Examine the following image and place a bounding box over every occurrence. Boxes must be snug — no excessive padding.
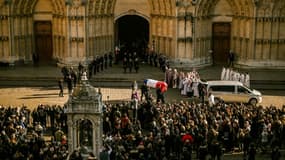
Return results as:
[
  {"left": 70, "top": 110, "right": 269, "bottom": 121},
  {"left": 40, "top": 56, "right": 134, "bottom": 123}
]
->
[{"left": 0, "top": 78, "right": 284, "bottom": 91}]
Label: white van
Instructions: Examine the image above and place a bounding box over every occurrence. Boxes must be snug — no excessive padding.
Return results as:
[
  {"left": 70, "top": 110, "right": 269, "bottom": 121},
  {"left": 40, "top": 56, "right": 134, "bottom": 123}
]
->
[{"left": 206, "top": 80, "right": 262, "bottom": 105}]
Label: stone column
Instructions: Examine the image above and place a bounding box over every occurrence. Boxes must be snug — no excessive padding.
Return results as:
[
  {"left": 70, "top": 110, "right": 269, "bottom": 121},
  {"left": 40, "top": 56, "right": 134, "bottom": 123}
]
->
[
  {"left": 65, "top": 1, "right": 87, "bottom": 64},
  {"left": 67, "top": 116, "right": 74, "bottom": 154}
]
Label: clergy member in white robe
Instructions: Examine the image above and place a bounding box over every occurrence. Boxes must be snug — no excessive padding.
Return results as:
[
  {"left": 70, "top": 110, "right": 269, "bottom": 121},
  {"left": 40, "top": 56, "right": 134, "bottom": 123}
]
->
[
  {"left": 225, "top": 68, "right": 230, "bottom": 80},
  {"left": 240, "top": 73, "right": 245, "bottom": 84},
  {"left": 245, "top": 73, "right": 250, "bottom": 87},
  {"left": 221, "top": 67, "right": 226, "bottom": 80}
]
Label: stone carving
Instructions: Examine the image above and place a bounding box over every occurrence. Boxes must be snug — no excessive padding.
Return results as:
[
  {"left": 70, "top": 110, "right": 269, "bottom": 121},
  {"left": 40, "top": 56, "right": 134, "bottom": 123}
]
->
[
  {"left": 73, "top": 0, "right": 82, "bottom": 8},
  {"left": 77, "top": 89, "right": 89, "bottom": 99}
]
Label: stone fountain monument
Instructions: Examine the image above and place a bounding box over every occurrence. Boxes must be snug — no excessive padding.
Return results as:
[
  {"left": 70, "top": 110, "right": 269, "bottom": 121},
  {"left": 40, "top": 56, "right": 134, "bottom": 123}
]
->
[{"left": 66, "top": 72, "right": 103, "bottom": 159}]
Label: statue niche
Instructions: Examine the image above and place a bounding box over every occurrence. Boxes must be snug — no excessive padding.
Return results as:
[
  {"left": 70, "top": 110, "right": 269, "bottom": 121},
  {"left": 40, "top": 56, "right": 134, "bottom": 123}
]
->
[{"left": 78, "top": 119, "right": 93, "bottom": 150}]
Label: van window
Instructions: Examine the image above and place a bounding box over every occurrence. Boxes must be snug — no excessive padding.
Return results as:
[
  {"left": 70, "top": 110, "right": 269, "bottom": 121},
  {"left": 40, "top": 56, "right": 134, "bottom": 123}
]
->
[
  {"left": 238, "top": 86, "right": 249, "bottom": 93},
  {"left": 210, "top": 86, "right": 235, "bottom": 92}
]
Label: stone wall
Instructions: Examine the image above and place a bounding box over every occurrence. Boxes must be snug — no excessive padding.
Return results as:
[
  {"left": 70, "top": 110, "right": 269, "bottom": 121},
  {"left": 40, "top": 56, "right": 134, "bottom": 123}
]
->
[{"left": 0, "top": 0, "right": 284, "bottom": 68}]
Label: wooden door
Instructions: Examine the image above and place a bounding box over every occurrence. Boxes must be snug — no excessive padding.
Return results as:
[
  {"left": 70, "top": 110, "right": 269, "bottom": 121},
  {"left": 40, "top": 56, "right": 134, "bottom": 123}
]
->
[
  {"left": 34, "top": 21, "right": 52, "bottom": 64},
  {"left": 212, "top": 23, "right": 231, "bottom": 64}
]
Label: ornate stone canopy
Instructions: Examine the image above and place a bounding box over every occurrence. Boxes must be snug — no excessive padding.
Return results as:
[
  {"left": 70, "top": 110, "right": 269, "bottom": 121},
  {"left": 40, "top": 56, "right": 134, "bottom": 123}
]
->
[
  {"left": 66, "top": 72, "right": 103, "bottom": 158},
  {"left": 66, "top": 72, "right": 102, "bottom": 114}
]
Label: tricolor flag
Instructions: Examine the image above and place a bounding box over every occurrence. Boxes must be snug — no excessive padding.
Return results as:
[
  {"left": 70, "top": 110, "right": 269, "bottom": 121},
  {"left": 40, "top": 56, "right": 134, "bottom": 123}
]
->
[{"left": 144, "top": 79, "right": 168, "bottom": 93}]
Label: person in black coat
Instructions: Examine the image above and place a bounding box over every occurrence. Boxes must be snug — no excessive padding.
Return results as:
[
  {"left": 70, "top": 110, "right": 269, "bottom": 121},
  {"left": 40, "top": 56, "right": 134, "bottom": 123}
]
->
[
  {"left": 198, "top": 83, "right": 206, "bottom": 104},
  {"left": 70, "top": 68, "right": 77, "bottom": 87},
  {"left": 123, "top": 57, "right": 128, "bottom": 73},
  {"left": 66, "top": 75, "right": 73, "bottom": 95},
  {"left": 271, "top": 146, "right": 281, "bottom": 160},
  {"left": 228, "top": 50, "right": 235, "bottom": 68},
  {"left": 104, "top": 53, "right": 108, "bottom": 69},
  {"left": 32, "top": 52, "right": 39, "bottom": 67},
  {"left": 156, "top": 88, "right": 165, "bottom": 104},
  {"left": 96, "top": 57, "right": 100, "bottom": 73},
  {"left": 58, "top": 79, "right": 64, "bottom": 97},
  {"left": 70, "top": 150, "right": 83, "bottom": 160},
  {"left": 134, "top": 57, "right": 139, "bottom": 73},
  {"left": 248, "top": 143, "right": 256, "bottom": 160},
  {"left": 153, "top": 53, "right": 158, "bottom": 67},
  {"left": 61, "top": 66, "right": 69, "bottom": 82},
  {"left": 149, "top": 52, "right": 153, "bottom": 66},
  {"left": 100, "top": 56, "right": 104, "bottom": 71},
  {"left": 92, "top": 58, "right": 97, "bottom": 75},
  {"left": 181, "top": 142, "right": 192, "bottom": 160},
  {"left": 108, "top": 52, "right": 113, "bottom": 67},
  {"left": 198, "top": 142, "right": 208, "bottom": 160},
  {"left": 140, "top": 82, "right": 149, "bottom": 101},
  {"left": 78, "top": 62, "right": 84, "bottom": 74},
  {"left": 128, "top": 53, "right": 133, "bottom": 73},
  {"left": 88, "top": 62, "right": 93, "bottom": 78}
]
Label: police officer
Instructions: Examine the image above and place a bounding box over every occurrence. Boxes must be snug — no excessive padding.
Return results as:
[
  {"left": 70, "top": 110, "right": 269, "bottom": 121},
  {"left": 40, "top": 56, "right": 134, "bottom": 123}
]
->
[
  {"left": 122, "top": 52, "right": 128, "bottom": 73},
  {"left": 104, "top": 53, "right": 108, "bottom": 69},
  {"left": 134, "top": 57, "right": 139, "bottom": 73},
  {"left": 100, "top": 55, "right": 104, "bottom": 71},
  {"left": 108, "top": 52, "right": 113, "bottom": 67},
  {"left": 88, "top": 62, "right": 93, "bottom": 78},
  {"left": 58, "top": 79, "right": 64, "bottom": 97},
  {"left": 128, "top": 52, "right": 133, "bottom": 73}
]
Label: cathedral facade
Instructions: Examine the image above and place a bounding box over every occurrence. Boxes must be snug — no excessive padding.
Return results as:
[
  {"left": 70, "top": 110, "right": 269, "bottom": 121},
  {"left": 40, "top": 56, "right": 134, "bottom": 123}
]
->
[{"left": 0, "top": 0, "right": 284, "bottom": 68}]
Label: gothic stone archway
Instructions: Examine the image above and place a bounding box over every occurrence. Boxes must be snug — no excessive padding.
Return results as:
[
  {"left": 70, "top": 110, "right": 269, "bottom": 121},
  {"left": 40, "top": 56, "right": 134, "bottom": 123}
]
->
[
  {"left": 34, "top": 21, "right": 53, "bottom": 64},
  {"left": 212, "top": 22, "right": 231, "bottom": 64},
  {"left": 115, "top": 15, "right": 149, "bottom": 57},
  {"left": 195, "top": 0, "right": 254, "bottom": 66}
]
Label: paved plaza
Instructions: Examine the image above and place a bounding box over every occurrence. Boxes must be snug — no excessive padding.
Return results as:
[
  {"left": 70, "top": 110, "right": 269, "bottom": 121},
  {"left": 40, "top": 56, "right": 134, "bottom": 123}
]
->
[
  {"left": 0, "top": 86, "right": 284, "bottom": 110},
  {"left": 0, "top": 63, "right": 284, "bottom": 109},
  {"left": 0, "top": 64, "right": 284, "bottom": 159}
]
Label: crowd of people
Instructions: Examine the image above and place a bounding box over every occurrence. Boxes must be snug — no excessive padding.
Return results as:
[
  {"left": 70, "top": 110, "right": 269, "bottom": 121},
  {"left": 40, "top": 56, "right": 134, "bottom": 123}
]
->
[
  {"left": 1, "top": 98, "right": 284, "bottom": 160},
  {"left": 59, "top": 49, "right": 170, "bottom": 99},
  {"left": 101, "top": 98, "right": 285, "bottom": 160},
  {"left": 0, "top": 104, "right": 69, "bottom": 160},
  {"left": 88, "top": 53, "right": 114, "bottom": 79},
  {"left": 221, "top": 67, "right": 250, "bottom": 87},
  {"left": 61, "top": 52, "right": 116, "bottom": 96},
  {"left": 120, "top": 50, "right": 169, "bottom": 74},
  {"left": 144, "top": 52, "right": 170, "bottom": 73},
  {"left": 162, "top": 66, "right": 252, "bottom": 108},
  {"left": 164, "top": 67, "right": 206, "bottom": 102},
  {"left": 2, "top": 46, "right": 283, "bottom": 159},
  {"left": 122, "top": 52, "right": 140, "bottom": 73}
]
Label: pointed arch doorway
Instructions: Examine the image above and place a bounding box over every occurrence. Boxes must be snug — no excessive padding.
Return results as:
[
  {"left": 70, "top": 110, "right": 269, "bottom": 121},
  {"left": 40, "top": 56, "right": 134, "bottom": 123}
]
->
[
  {"left": 34, "top": 21, "right": 53, "bottom": 64},
  {"left": 115, "top": 15, "right": 149, "bottom": 58},
  {"left": 212, "top": 22, "right": 231, "bottom": 65}
]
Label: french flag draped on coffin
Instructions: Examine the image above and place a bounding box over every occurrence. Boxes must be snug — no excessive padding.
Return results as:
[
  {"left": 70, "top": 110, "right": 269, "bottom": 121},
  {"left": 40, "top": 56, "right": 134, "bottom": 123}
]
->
[{"left": 144, "top": 79, "right": 168, "bottom": 93}]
